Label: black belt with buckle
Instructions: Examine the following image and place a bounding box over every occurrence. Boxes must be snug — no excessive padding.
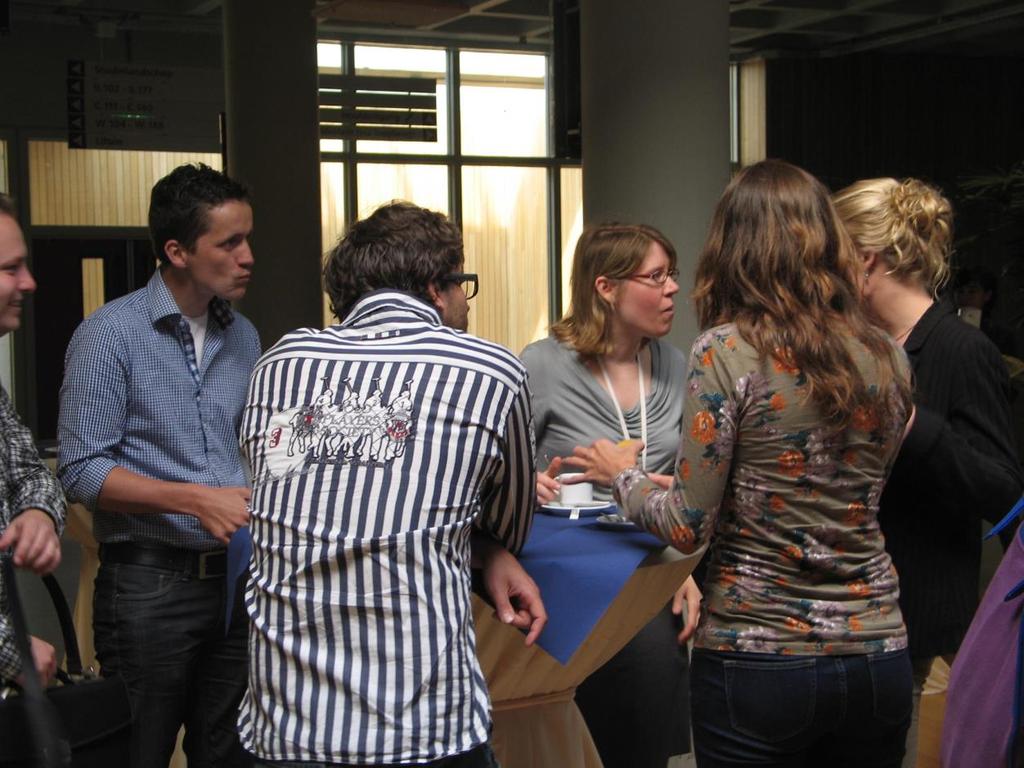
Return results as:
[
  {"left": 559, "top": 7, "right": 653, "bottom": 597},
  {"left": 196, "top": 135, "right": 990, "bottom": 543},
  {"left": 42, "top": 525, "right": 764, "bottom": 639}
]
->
[{"left": 99, "top": 542, "right": 228, "bottom": 579}]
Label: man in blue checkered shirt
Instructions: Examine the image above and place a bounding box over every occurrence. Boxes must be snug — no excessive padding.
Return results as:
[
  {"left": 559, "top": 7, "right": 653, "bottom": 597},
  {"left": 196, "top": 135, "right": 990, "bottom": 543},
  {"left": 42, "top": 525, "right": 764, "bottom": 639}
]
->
[{"left": 58, "top": 164, "right": 261, "bottom": 767}]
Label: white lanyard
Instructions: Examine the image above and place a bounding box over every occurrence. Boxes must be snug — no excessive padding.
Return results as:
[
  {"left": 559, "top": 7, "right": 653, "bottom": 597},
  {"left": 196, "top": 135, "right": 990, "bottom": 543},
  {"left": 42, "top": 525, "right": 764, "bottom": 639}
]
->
[{"left": 598, "top": 354, "right": 648, "bottom": 471}]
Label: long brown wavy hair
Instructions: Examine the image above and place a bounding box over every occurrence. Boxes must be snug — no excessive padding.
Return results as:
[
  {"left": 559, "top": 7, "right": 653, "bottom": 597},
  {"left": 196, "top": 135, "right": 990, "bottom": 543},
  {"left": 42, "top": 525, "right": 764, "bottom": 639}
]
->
[{"left": 693, "top": 159, "right": 911, "bottom": 426}]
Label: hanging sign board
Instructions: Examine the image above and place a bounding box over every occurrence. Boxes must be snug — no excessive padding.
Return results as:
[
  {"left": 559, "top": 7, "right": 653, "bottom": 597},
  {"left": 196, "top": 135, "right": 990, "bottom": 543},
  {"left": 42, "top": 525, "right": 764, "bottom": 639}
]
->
[{"left": 66, "top": 60, "right": 223, "bottom": 152}]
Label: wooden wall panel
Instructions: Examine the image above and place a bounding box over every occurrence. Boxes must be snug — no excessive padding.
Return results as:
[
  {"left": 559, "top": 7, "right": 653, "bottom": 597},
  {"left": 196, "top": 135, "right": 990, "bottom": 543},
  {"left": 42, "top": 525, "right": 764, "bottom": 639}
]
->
[
  {"left": 28, "top": 141, "right": 222, "bottom": 227},
  {"left": 81, "top": 258, "right": 104, "bottom": 317}
]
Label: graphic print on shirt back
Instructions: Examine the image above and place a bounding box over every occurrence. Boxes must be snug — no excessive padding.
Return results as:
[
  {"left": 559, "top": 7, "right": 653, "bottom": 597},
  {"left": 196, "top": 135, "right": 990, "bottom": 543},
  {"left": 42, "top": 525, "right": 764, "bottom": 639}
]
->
[{"left": 263, "top": 375, "right": 416, "bottom": 479}]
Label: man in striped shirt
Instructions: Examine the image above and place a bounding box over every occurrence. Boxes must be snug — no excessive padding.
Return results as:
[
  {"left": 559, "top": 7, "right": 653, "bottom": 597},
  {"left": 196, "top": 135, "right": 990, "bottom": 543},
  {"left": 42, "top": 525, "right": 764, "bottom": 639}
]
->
[{"left": 240, "top": 202, "right": 543, "bottom": 767}]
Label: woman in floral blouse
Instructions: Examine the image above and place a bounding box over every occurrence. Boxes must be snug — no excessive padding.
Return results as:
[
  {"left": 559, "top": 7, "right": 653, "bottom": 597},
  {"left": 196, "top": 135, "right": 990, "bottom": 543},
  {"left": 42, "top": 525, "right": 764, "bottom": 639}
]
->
[{"left": 568, "top": 160, "right": 915, "bottom": 767}]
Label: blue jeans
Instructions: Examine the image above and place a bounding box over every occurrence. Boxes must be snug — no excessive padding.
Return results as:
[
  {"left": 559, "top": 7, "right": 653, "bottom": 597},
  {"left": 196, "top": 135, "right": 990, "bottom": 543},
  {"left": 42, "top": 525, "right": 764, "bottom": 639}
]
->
[
  {"left": 93, "top": 559, "right": 252, "bottom": 768},
  {"left": 690, "top": 648, "right": 912, "bottom": 767},
  {"left": 252, "top": 742, "right": 499, "bottom": 767}
]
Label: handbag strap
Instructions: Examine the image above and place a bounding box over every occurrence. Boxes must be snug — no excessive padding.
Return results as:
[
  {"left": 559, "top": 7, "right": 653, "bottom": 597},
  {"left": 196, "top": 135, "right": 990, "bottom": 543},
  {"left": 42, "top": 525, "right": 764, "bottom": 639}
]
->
[
  {"left": 40, "top": 573, "right": 83, "bottom": 677},
  {"left": 2, "top": 555, "right": 71, "bottom": 767}
]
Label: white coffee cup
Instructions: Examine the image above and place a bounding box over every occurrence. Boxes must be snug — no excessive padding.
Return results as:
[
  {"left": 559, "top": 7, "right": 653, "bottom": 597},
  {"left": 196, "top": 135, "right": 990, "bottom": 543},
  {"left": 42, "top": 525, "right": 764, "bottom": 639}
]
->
[{"left": 557, "top": 473, "right": 593, "bottom": 506}]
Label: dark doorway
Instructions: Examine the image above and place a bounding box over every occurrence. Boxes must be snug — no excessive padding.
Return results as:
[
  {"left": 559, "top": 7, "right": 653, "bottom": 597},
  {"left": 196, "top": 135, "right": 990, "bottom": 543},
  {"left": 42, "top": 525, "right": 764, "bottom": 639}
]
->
[{"left": 31, "top": 238, "right": 155, "bottom": 440}]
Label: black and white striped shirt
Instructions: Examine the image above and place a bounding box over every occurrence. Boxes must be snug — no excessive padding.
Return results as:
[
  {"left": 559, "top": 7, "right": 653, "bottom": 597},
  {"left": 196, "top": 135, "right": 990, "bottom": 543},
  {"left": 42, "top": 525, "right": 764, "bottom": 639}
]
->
[{"left": 238, "top": 291, "right": 535, "bottom": 764}]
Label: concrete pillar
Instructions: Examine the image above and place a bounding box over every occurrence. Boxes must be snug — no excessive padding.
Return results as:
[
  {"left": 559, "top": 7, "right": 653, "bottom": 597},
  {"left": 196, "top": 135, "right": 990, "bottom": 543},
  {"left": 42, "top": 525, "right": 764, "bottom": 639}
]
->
[
  {"left": 580, "top": 0, "right": 730, "bottom": 350},
  {"left": 223, "top": 0, "right": 322, "bottom": 348}
]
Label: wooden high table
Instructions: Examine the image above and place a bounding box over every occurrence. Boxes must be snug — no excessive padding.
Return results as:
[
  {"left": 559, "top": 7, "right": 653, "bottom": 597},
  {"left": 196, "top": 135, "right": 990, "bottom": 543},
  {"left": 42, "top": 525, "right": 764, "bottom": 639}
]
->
[{"left": 473, "top": 516, "right": 700, "bottom": 768}]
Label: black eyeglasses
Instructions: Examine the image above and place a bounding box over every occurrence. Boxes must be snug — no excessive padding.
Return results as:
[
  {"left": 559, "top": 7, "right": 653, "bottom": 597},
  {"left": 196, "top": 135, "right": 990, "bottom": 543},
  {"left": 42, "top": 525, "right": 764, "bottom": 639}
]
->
[
  {"left": 628, "top": 267, "right": 679, "bottom": 286},
  {"left": 443, "top": 272, "right": 479, "bottom": 300}
]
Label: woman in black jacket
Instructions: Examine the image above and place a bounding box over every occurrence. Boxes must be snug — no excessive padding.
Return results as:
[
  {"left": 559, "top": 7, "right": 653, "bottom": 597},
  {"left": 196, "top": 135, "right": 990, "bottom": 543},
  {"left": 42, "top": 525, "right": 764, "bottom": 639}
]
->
[{"left": 834, "top": 177, "right": 1024, "bottom": 767}]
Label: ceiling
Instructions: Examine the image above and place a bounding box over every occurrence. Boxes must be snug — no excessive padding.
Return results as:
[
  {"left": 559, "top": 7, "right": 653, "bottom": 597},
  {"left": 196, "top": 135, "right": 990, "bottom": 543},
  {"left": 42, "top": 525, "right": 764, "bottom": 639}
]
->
[
  {"left": 10, "top": 0, "right": 1024, "bottom": 57},
  {"left": 729, "top": 0, "right": 1024, "bottom": 57}
]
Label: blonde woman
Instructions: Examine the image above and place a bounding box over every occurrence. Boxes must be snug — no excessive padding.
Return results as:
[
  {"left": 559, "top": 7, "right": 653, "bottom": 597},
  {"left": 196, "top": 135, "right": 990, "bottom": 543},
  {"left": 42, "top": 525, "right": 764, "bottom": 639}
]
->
[
  {"left": 569, "top": 161, "right": 915, "bottom": 766},
  {"left": 521, "top": 222, "right": 700, "bottom": 767},
  {"left": 834, "top": 177, "right": 1023, "bottom": 766}
]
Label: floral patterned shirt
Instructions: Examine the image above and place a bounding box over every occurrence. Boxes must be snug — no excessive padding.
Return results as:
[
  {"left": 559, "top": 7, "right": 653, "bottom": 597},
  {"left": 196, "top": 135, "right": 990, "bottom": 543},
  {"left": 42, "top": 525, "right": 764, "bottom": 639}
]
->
[{"left": 614, "top": 324, "right": 911, "bottom": 655}]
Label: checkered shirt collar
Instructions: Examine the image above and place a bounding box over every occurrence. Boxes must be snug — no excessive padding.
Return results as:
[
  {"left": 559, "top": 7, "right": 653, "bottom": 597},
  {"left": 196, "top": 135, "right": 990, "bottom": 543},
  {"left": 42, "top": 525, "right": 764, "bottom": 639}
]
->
[{"left": 147, "top": 270, "right": 236, "bottom": 329}]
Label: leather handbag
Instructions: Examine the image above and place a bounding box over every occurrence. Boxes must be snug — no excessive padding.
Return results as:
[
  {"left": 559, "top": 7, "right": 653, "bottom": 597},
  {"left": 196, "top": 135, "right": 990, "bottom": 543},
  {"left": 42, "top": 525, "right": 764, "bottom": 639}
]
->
[{"left": 0, "top": 557, "right": 131, "bottom": 767}]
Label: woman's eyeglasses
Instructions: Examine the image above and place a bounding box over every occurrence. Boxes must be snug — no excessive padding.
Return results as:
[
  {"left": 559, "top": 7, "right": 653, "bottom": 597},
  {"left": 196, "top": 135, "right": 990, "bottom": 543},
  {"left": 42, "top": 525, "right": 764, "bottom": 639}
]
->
[
  {"left": 444, "top": 272, "right": 479, "bottom": 300},
  {"left": 628, "top": 267, "right": 679, "bottom": 286}
]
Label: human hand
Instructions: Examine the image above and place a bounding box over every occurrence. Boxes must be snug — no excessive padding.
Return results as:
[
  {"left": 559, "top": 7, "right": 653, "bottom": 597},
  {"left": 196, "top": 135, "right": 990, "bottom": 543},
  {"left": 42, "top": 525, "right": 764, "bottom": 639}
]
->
[
  {"left": 672, "top": 576, "right": 702, "bottom": 644},
  {"left": 0, "top": 509, "right": 61, "bottom": 575},
  {"left": 481, "top": 545, "right": 547, "bottom": 646},
  {"left": 192, "top": 486, "right": 251, "bottom": 544},
  {"left": 648, "top": 473, "right": 674, "bottom": 490},
  {"left": 536, "top": 456, "right": 563, "bottom": 505},
  {"left": 563, "top": 439, "right": 643, "bottom": 487},
  {"left": 25, "top": 636, "right": 57, "bottom": 687}
]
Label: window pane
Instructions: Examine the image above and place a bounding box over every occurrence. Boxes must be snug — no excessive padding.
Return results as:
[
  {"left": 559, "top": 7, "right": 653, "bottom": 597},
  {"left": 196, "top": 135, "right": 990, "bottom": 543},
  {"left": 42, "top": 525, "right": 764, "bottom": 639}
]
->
[
  {"left": 461, "top": 166, "right": 548, "bottom": 352},
  {"left": 317, "top": 41, "right": 342, "bottom": 74},
  {"left": 559, "top": 167, "right": 583, "bottom": 319},
  {"left": 321, "top": 162, "right": 346, "bottom": 250},
  {"left": 322, "top": 163, "right": 448, "bottom": 326},
  {"left": 356, "top": 163, "right": 448, "bottom": 220},
  {"left": 352, "top": 45, "right": 447, "bottom": 156},
  {"left": 27, "top": 140, "right": 221, "bottom": 227},
  {"left": 321, "top": 162, "right": 345, "bottom": 327},
  {"left": 357, "top": 45, "right": 446, "bottom": 76},
  {"left": 461, "top": 51, "right": 546, "bottom": 79},
  {"left": 460, "top": 51, "right": 546, "bottom": 158}
]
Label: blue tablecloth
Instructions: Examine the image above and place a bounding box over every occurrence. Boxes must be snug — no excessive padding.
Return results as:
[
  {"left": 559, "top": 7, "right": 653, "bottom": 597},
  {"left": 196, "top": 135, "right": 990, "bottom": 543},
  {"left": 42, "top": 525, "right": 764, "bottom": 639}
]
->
[
  {"left": 226, "top": 526, "right": 252, "bottom": 628},
  {"left": 226, "top": 509, "right": 667, "bottom": 665},
  {"left": 520, "top": 511, "right": 666, "bottom": 664}
]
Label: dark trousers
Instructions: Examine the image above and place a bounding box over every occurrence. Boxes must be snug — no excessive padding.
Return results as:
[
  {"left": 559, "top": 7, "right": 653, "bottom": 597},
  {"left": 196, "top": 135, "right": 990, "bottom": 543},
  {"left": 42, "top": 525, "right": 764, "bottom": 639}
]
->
[
  {"left": 93, "top": 557, "right": 251, "bottom": 768},
  {"left": 575, "top": 603, "right": 690, "bottom": 767},
  {"left": 251, "top": 742, "right": 499, "bottom": 767},
  {"left": 690, "top": 647, "right": 912, "bottom": 768}
]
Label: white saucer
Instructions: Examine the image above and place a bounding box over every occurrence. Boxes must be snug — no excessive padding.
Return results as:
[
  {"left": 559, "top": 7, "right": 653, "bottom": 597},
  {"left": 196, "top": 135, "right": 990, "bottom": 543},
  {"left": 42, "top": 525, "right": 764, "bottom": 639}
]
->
[{"left": 538, "top": 501, "right": 615, "bottom": 518}]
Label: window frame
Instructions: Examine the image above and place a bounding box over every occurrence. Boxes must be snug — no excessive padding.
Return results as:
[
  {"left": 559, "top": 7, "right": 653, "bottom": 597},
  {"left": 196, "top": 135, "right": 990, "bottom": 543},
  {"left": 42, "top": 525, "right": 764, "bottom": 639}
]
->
[{"left": 317, "top": 34, "right": 582, "bottom": 325}]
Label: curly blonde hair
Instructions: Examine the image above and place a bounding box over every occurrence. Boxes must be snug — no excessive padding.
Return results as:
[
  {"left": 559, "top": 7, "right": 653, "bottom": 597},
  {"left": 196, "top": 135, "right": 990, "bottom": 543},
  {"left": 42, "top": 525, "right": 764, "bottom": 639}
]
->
[{"left": 832, "top": 177, "right": 953, "bottom": 295}]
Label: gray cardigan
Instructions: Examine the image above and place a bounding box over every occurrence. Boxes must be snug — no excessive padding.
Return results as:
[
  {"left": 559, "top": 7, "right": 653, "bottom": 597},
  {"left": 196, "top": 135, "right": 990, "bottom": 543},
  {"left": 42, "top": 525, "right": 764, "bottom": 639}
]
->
[{"left": 521, "top": 336, "right": 687, "bottom": 500}]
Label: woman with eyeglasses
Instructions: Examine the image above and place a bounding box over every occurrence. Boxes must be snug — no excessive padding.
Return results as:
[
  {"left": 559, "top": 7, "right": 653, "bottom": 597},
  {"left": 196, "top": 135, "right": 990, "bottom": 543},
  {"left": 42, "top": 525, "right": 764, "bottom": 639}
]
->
[
  {"left": 520, "top": 222, "right": 701, "bottom": 768},
  {"left": 566, "top": 161, "right": 916, "bottom": 766}
]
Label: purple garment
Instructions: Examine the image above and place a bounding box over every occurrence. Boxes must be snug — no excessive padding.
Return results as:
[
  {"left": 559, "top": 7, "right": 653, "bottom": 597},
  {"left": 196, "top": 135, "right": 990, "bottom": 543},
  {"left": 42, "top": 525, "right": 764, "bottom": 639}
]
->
[{"left": 942, "top": 523, "right": 1024, "bottom": 767}]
